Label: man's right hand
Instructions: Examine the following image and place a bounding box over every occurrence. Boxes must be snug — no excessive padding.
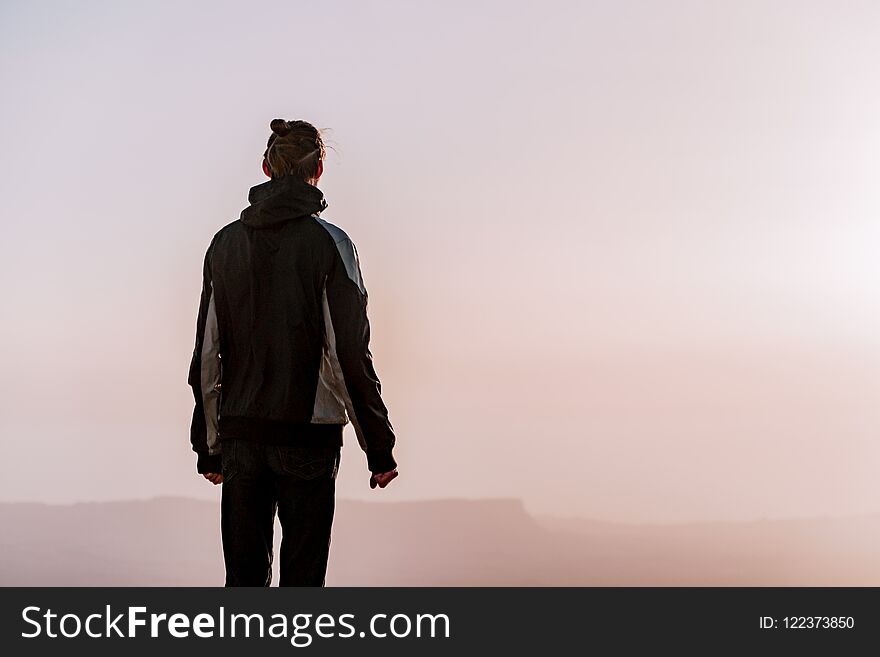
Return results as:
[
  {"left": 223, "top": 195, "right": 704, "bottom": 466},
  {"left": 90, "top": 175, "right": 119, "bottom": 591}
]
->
[
  {"left": 370, "top": 469, "right": 398, "bottom": 489},
  {"left": 203, "top": 472, "right": 223, "bottom": 485}
]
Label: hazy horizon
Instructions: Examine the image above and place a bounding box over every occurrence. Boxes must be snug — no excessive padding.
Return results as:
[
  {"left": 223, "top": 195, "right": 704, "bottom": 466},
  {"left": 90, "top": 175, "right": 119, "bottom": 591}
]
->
[
  {"left": 2, "top": 0, "right": 879, "bottom": 525},
  {"left": 6, "top": 496, "right": 880, "bottom": 586}
]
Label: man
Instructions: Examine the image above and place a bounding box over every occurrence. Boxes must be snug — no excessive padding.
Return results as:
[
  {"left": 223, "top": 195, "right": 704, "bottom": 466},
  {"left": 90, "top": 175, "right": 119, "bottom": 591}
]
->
[{"left": 188, "top": 118, "right": 398, "bottom": 587}]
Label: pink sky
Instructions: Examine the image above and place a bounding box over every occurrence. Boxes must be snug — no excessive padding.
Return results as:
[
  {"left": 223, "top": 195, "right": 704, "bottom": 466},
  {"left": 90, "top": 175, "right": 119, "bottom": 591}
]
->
[{"left": 1, "top": 0, "right": 878, "bottom": 523}]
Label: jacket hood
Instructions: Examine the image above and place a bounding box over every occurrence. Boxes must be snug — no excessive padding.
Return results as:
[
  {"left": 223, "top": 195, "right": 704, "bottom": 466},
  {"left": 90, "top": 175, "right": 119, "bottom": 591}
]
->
[{"left": 240, "top": 175, "right": 328, "bottom": 229}]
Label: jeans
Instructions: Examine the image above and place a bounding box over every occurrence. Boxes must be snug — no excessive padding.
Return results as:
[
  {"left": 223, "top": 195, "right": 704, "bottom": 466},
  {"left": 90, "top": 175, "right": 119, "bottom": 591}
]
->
[{"left": 220, "top": 438, "right": 340, "bottom": 587}]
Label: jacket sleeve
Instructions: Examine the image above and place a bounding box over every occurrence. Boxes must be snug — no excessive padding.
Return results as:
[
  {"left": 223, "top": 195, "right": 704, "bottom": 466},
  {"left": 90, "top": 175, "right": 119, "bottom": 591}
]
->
[
  {"left": 324, "top": 236, "right": 397, "bottom": 474},
  {"left": 187, "top": 237, "right": 223, "bottom": 474}
]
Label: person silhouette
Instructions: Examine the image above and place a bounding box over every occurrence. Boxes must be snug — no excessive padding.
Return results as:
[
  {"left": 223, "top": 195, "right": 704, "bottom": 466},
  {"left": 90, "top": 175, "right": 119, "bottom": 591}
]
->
[{"left": 188, "top": 118, "right": 398, "bottom": 586}]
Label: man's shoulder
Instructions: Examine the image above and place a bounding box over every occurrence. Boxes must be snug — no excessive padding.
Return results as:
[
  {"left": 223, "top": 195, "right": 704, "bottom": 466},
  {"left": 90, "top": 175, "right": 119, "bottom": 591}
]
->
[
  {"left": 310, "top": 215, "right": 353, "bottom": 246},
  {"left": 213, "top": 219, "right": 243, "bottom": 241},
  {"left": 309, "top": 216, "right": 364, "bottom": 291},
  {"left": 203, "top": 220, "right": 245, "bottom": 255}
]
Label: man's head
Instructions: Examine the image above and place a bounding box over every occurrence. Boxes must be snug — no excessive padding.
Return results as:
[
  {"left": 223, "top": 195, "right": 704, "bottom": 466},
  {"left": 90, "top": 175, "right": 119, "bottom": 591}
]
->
[{"left": 262, "top": 118, "right": 325, "bottom": 183}]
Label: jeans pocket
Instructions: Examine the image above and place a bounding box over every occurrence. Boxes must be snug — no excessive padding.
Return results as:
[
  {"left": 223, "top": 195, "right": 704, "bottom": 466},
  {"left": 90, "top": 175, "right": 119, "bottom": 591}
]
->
[{"left": 275, "top": 445, "right": 338, "bottom": 481}]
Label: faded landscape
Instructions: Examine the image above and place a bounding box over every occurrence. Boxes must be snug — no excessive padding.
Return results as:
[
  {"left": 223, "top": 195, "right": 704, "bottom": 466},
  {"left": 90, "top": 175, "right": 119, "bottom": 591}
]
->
[
  {"left": 2, "top": 497, "right": 879, "bottom": 586},
  {"left": 2, "top": 0, "right": 879, "bottom": 589}
]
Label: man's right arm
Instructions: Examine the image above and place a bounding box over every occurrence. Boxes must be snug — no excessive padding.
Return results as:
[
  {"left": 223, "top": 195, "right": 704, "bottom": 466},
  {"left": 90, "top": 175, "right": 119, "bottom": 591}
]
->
[{"left": 323, "top": 234, "right": 397, "bottom": 475}]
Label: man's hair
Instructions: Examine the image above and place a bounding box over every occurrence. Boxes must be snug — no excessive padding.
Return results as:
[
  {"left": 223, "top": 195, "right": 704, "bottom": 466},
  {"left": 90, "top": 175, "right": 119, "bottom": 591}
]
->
[{"left": 263, "top": 118, "right": 325, "bottom": 181}]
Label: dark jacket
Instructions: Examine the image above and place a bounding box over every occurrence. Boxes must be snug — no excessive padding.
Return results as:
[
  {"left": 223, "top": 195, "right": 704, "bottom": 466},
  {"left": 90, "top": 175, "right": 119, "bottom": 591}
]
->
[{"left": 188, "top": 175, "right": 397, "bottom": 475}]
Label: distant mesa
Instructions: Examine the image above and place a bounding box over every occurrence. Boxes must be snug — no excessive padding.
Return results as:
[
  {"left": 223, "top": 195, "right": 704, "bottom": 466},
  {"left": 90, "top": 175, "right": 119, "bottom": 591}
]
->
[{"left": 1, "top": 497, "right": 878, "bottom": 586}]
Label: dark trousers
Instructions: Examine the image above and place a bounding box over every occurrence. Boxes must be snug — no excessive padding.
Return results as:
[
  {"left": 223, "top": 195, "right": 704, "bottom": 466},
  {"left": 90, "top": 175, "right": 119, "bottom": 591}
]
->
[{"left": 220, "top": 438, "right": 340, "bottom": 587}]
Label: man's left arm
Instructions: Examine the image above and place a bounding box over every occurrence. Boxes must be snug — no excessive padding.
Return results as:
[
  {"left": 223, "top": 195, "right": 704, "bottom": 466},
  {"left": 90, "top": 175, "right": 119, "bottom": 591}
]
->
[{"left": 187, "top": 238, "right": 222, "bottom": 475}]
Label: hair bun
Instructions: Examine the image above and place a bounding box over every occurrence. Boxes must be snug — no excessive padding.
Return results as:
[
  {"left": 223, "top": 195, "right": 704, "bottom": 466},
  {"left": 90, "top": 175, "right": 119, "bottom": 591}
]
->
[{"left": 270, "top": 118, "right": 291, "bottom": 137}]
